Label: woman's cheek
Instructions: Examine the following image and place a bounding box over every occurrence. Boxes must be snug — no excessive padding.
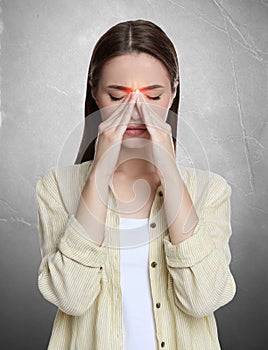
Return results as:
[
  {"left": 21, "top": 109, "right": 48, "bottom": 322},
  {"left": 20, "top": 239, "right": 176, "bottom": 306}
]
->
[
  {"left": 98, "top": 98, "right": 124, "bottom": 121},
  {"left": 147, "top": 99, "right": 171, "bottom": 122},
  {"left": 100, "top": 105, "right": 115, "bottom": 121}
]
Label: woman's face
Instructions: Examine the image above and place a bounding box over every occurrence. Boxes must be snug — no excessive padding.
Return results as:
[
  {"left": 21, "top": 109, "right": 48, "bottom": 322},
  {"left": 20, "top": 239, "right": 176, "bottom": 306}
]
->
[{"left": 91, "top": 53, "right": 178, "bottom": 142}]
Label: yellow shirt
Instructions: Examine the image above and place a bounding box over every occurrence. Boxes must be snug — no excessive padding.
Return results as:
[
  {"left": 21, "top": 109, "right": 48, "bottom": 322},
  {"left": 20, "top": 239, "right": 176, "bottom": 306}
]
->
[{"left": 35, "top": 160, "right": 236, "bottom": 350}]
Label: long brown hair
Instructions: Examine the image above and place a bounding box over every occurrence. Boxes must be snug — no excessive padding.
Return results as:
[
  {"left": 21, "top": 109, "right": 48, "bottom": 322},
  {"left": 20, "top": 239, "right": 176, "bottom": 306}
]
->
[{"left": 75, "top": 19, "right": 180, "bottom": 164}]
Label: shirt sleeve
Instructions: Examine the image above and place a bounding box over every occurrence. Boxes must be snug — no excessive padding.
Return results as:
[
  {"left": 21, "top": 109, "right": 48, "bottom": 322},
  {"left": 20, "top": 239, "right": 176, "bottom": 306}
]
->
[
  {"left": 35, "top": 168, "right": 107, "bottom": 316},
  {"left": 163, "top": 174, "right": 236, "bottom": 318}
]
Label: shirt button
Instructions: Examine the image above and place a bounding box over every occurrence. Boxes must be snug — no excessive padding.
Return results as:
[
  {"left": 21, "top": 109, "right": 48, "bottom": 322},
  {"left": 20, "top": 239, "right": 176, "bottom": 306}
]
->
[
  {"left": 158, "top": 191, "right": 163, "bottom": 197},
  {"left": 151, "top": 261, "right": 157, "bottom": 268},
  {"left": 150, "top": 222, "right": 156, "bottom": 228},
  {"left": 156, "top": 302, "right": 161, "bottom": 308},
  {"left": 161, "top": 341, "right": 165, "bottom": 347}
]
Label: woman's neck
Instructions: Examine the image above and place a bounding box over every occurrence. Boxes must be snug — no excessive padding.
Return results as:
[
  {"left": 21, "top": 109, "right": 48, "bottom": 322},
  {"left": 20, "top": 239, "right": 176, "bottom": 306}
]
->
[{"left": 115, "top": 145, "right": 156, "bottom": 178}]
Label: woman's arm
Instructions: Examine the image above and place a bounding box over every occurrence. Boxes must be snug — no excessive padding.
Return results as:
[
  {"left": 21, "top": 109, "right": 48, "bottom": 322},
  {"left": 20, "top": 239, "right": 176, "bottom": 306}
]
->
[
  {"left": 163, "top": 173, "right": 236, "bottom": 318},
  {"left": 75, "top": 168, "right": 110, "bottom": 247},
  {"left": 35, "top": 169, "right": 107, "bottom": 317}
]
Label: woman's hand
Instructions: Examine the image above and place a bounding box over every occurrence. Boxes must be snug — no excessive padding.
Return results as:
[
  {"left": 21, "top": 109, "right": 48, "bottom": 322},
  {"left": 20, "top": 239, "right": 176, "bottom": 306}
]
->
[
  {"left": 76, "top": 92, "right": 138, "bottom": 246},
  {"left": 136, "top": 91, "right": 177, "bottom": 183},
  {"left": 136, "top": 90, "right": 199, "bottom": 241},
  {"left": 91, "top": 92, "right": 138, "bottom": 179}
]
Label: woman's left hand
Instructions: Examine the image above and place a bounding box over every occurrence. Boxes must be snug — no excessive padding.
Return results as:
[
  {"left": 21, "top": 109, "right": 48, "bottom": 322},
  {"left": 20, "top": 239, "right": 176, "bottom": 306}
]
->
[
  {"left": 136, "top": 91, "right": 178, "bottom": 183},
  {"left": 136, "top": 91, "right": 199, "bottom": 240}
]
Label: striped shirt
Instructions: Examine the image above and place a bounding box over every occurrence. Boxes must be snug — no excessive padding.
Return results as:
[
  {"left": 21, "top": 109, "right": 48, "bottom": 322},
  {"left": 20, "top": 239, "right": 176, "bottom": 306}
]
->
[{"left": 35, "top": 160, "right": 236, "bottom": 349}]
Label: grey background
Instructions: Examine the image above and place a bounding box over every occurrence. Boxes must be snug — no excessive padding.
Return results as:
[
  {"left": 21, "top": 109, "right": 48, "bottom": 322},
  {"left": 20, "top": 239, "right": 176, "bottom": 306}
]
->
[{"left": 1, "top": 0, "right": 267, "bottom": 349}]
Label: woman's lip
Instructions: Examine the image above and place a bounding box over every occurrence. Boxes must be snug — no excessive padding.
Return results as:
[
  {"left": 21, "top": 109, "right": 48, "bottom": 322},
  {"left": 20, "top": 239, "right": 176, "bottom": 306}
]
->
[
  {"left": 126, "top": 125, "right": 146, "bottom": 130},
  {"left": 126, "top": 128, "right": 146, "bottom": 130},
  {"left": 124, "top": 129, "right": 147, "bottom": 136}
]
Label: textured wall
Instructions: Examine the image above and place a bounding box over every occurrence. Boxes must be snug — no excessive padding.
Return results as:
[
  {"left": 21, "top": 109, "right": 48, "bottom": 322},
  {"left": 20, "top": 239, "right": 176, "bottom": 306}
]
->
[{"left": 1, "top": 0, "right": 267, "bottom": 349}]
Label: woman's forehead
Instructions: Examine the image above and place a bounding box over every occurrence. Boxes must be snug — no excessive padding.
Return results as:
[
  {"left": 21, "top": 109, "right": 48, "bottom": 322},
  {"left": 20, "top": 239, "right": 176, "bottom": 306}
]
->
[{"left": 100, "top": 54, "right": 170, "bottom": 87}]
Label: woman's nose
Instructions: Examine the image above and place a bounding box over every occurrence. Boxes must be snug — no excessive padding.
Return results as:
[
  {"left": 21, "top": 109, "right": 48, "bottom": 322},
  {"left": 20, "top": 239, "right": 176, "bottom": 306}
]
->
[{"left": 130, "top": 100, "right": 142, "bottom": 120}]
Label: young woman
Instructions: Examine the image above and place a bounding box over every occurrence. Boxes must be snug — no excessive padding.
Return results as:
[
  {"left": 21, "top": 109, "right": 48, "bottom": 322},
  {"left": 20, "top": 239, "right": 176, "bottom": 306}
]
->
[{"left": 35, "top": 19, "right": 236, "bottom": 350}]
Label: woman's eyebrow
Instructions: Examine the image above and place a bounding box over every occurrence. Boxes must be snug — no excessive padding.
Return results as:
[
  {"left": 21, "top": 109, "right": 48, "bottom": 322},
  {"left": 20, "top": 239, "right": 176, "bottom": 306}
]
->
[{"left": 106, "top": 84, "right": 165, "bottom": 92}]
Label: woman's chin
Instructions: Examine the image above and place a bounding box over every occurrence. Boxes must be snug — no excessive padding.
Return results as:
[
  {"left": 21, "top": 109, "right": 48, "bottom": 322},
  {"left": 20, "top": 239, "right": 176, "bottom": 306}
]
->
[{"left": 121, "top": 136, "right": 149, "bottom": 149}]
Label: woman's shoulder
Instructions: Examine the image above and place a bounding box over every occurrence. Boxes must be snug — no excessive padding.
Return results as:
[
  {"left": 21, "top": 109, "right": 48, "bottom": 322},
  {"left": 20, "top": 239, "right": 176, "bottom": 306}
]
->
[
  {"left": 176, "top": 162, "right": 232, "bottom": 211},
  {"left": 37, "top": 160, "right": 92, "bottom": 187},
  {"left": 177, "top": 163, "right": 232, "bottom": 217},
  {"left": 35, "top": 161, "right": 94, "bottom": 214},
  {"left": 177, "top": 162, "right": 230, "bottom": 189}
]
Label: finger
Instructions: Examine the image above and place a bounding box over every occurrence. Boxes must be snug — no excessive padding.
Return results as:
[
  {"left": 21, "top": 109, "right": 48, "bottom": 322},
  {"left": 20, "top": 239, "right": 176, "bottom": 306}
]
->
[
  {"left": 103, "top": 91, "right": 137, "bottom": 134},
  {"left": 116, "top": 91, "right": 138, "bottom": 133},
  {"left": 99, "top": 92, "right": 137, "bottom": 138},
  {"left": 101, "top": 93, "right": 131, "bottom": 126},
  {"left": 137, "top": 92, "right": 171, "bottom": 134},
  {"left": 106, "top": 93, "right": 132, "bottom": 125},
  {"left": 137, "top": 92, "right": 160, "bottom": 130},
  {"left": 139, "top": 92, "right": 164, "bottom": 125},
  {"left": 98, "top": 93, "right": 133, "bottom": 133}
]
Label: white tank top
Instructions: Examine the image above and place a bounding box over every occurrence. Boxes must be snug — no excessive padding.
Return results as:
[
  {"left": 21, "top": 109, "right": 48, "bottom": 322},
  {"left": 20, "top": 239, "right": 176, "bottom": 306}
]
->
[{"left": 119, "top": 217, "right": 157, "bottom": 350}]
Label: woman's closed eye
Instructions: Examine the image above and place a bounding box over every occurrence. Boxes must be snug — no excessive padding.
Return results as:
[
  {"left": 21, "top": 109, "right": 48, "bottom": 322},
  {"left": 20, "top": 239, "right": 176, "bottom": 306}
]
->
[
  {"left": 108, "top": 94, "right": 124, "bottom": 101},
  {"left": 108, "top": 94, "right": 161, "bottom": 101},
  {"left": 148, "top": 95, "right": 161, "bottom": 100}
]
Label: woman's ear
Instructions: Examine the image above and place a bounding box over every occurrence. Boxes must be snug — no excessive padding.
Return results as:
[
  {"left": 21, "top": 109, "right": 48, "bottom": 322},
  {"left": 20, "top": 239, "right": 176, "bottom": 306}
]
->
[{"left": 169, "top": 80, "right": 179, "bottom": 108}]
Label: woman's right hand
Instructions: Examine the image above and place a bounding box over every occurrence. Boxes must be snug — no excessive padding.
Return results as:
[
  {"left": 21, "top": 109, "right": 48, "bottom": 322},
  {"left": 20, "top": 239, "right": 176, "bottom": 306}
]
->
[
  {"left": 91, "top": 91, "right": 138, "bottom": 179},
  {"left": 75, "top": 92, "right": 138, "bottom": 246}
]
